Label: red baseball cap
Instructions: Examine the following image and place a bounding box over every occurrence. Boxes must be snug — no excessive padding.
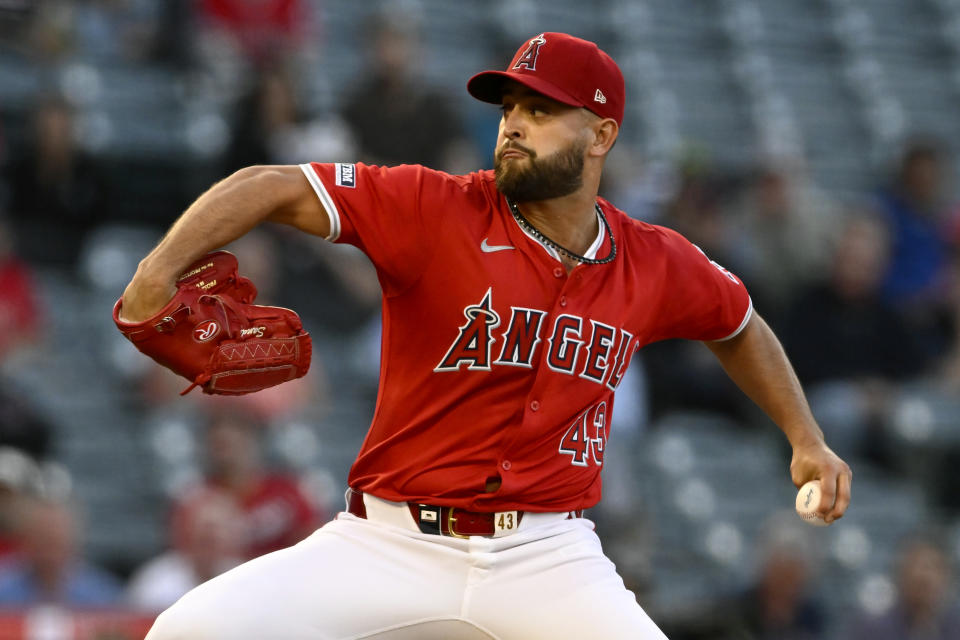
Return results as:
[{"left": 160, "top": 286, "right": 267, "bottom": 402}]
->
[{"left": 467, "top": 32, "right": 625, "bottom": 126}]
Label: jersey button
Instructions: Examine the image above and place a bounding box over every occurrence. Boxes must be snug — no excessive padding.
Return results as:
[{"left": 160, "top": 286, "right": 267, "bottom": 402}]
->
[
  {"left": 530, "top": 400, "right": 540, "bottom": 412},
  {"left": 560, "top": 296, "right": 567, "bottom": 307},
  {"left": 553, "top": 267, "right": 564, "bottom": 278},
  {"left": 501, "top": 460, "right": 512, "bottom": 471}
]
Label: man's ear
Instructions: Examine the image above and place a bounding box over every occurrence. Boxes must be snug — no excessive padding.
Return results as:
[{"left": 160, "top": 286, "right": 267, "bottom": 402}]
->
[{"left": 589, "top": 118, "right": 619, "bottom": 157}]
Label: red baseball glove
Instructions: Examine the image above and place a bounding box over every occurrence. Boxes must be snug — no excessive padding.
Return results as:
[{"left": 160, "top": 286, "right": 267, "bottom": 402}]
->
[{"left": 113, "top": 251, "right": 311, "bottom": 395}]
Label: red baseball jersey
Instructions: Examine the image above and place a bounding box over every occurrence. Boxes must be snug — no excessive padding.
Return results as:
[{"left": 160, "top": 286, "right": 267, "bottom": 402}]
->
[{"left": 300, "top": 162, "right": 752, "bottom": 512}]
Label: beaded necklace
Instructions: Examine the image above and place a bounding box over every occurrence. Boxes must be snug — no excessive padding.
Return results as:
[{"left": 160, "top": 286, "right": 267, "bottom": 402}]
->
[{"left": 507, "top": 198, "right": 617, "bottom": 265}]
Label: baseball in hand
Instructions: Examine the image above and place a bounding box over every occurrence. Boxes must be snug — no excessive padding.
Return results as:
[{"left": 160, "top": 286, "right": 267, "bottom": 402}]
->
[{"left": 795, "top": 480, "right": 830, "bottom": 527}]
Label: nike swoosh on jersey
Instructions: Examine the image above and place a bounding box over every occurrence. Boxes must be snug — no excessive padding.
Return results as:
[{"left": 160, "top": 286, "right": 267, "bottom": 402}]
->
[{"left": 480, "top": 238, "right": 515, "bottom": 253}]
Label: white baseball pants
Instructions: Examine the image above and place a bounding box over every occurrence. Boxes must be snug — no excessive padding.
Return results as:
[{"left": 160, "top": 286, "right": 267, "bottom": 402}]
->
[{"left": 146, "top": 493, "right": 668, "bottom": 639}]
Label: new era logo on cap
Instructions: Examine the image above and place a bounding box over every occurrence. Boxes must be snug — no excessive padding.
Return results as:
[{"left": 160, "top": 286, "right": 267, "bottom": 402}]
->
[{"left": 466, "top": 32, "right": 625, "bottom": 126}]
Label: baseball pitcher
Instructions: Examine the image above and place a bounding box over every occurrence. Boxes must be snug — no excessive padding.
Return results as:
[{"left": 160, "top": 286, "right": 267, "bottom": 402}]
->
[{"left": 117, "top": 32, "right": 852, "bottom": 640}]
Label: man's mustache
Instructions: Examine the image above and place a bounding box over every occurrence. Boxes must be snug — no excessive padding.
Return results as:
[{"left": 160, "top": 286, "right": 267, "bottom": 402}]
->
[{"left": 496, "top": 142, "right": 537, "bottom": 161}]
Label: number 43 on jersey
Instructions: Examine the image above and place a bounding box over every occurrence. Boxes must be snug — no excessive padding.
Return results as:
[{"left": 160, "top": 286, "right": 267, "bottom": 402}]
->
[{"left": 558, "top": 402, "right": 607, "bottom": 467}]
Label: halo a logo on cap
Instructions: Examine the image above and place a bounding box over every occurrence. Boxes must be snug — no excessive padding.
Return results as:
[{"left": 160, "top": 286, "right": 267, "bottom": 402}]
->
[
  {"left": 513, "top": 33, "right": 546, "bottom": 70},
  {"left": 193, "top": 320, "right": 220, "bottom": 342}
]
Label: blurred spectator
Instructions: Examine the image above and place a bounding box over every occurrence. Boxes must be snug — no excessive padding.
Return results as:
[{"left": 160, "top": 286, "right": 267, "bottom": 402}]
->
[
  {"left": 0, "top": 382, "right": 52, "bottom": 462},
  {"left": 0, "top": 3, "right": 33, "bottom": 48},
  {"left": 171, "top": 410, "right": 320, "bottom": 560},
  {"left": 0, "top": 217, "right": 43, "bottom": 362},
  {"left": 71, "top": 0, "right": 185, "bottom": 65},
  {"left": 938, "top": 251, "right": 960, "bottom": 393},
  {"left": 639, "top": 339, "right": 750, "bottom": 423},
  {"left": 19, "top": 1, "right": 182, "bottom": 64},
  {"left": 875, "top": 141, "right": 950, "bottom": 306},
  {"left": 271, "top": 219, "right": 382, "bottom": 339},
  {"left": 5, "top": 94, "right": 109, "bottom": 266},
  {"left": 601, "top": 145, "right": 674, "bottom": 227},
  {"left": 657, "top": 160, "right": 735, "bottom": 265},
  {"left": 20, "top": 1, "right": 72, "bottom": 60},
  {"left": 225, "top": 61, "right": 355, "bottom": 173},
  {"left": 194, "top": 0, "right": 314, "bottom": 68},
  {"left": 724, "top": 160, "right": 840, "bottom": 321},
  {"left": 126, "top": 488, "right": 243, "bottom": 612},
  {"left": 0, "top": 497, "right": 122, "bottom": 608},
  {"left": 782, "top": 212, "right": 926, "bottom": 385},
  {"left": 340, "top": 10, "right": 476, "bottom": 171},
  {"left": 873, "top": 141, "right": 954, "bottom": 366},
  {"left": 0, "top": 448, "right": 39, "bottom": 560},
  {"left": 640, "top": 162, "right": 753, "bottom": 422},
  {"left": 848, "top": 534, "right": 960, "bottom": 640},
  {"left": 716, "top": 514, "right": 826, "bottom": 640},
  {"left": 0, "top": 110, "right": 6, "bottom": 178},
  {"left": 780, "top": 212, "right": 927, "bottom": 462}
]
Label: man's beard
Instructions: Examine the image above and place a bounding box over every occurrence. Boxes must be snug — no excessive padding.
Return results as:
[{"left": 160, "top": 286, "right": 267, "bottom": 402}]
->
[{"left": 494, "top": 138, "right": 586, "bottom": 203}]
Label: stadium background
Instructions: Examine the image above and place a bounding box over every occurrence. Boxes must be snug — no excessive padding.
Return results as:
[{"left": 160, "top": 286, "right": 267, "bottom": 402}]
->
[{"left": 0, "top": 0, "right": 959, "bottom": 638}]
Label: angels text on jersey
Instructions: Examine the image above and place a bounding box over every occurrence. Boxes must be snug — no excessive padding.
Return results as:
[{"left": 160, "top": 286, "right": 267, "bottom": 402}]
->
[{"left": 434, "top": 288, "right": 638, "bottom": 392}]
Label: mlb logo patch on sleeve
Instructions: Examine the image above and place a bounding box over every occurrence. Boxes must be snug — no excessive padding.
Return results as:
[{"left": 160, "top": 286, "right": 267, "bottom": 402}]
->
[{"left": 335, "top": 163, "right": 356, "bottom": 188}]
